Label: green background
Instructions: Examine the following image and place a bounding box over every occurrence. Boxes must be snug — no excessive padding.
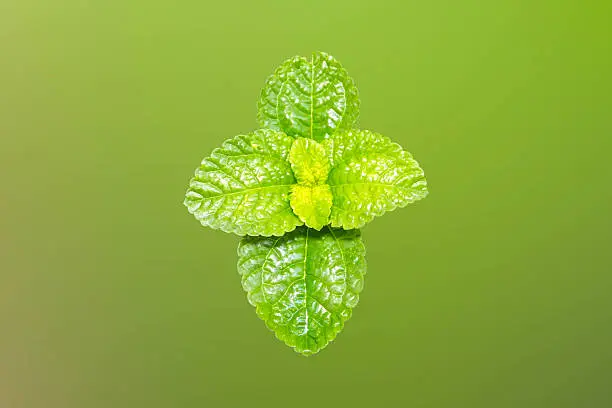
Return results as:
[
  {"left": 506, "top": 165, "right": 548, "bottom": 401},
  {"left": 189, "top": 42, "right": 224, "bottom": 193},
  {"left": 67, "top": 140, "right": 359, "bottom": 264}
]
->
[{"left": 2, "top": 1, "right": 611, "bottom": 407}]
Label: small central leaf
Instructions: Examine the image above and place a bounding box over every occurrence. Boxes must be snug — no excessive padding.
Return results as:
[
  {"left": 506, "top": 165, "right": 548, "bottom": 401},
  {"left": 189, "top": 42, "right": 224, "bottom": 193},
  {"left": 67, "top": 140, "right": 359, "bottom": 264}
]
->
[
  {"left": 289, "top": 137, "right": 330, "bottom": 186},
  {"left": 289, "top": 184, "right": 333, "bottom": 230},
  {"left": 288, "top": 138, "right": 332, "bottom": 229}
]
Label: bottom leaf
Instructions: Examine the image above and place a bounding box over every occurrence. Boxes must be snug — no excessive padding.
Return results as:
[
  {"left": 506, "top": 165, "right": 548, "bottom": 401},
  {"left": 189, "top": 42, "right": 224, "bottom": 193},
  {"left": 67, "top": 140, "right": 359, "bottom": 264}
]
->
[{"left": 237, "top": 226, "right": 366, "bottom": 355}]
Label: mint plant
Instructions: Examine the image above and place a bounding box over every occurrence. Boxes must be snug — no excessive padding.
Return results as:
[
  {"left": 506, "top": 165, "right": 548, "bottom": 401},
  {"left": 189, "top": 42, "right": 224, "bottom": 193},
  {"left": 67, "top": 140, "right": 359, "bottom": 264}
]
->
[{"left": 184, "top": 52, "right": 428, "bottom": 355}]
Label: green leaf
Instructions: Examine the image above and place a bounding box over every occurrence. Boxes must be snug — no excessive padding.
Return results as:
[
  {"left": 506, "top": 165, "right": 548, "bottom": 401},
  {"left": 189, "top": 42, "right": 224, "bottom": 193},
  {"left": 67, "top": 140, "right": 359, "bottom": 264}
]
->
[
  {"left": 237, "top": 227, "right": 366, "bottom": 356},
  {"left": 257, "top": 51, "right": 360, "bottom": 141},
  {"left": 289, "top": 137, "right": 330, "bottom": 186},
  {"left": 184, "top": 129, "right": 303, "bottom": 236},
  {"left": 289, "top": 185, "right": 333, "bottom": 230},
  {"left": 322, "top": 129, "right": 429, "bottom": 229}
]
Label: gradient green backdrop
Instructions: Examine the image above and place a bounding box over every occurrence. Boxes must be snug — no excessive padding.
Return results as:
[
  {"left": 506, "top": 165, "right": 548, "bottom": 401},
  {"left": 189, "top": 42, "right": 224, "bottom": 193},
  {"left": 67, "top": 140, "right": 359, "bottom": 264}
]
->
[{"left": 2, "top": 1, "right": 611, "bottom": 407}]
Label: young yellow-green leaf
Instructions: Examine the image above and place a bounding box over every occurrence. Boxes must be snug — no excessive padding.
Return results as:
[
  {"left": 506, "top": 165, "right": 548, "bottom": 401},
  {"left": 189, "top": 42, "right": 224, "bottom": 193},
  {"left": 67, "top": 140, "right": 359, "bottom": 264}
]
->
[
  {"left": 289, "top": 185, "right": 333, "bottom": 230},
  {"left": 323, "top": 129, "right": 428, "bottom": 229},
  {"left": 257, "top": 51, "right": 360, "bottom": 141},
  {"left": 237, "top": 227, "right": 366, "bottom": 356},
  {"left": 184, "top": 129, "right": 303, "bottom": 236},
  {"left": 289, "top": 137, "right": 330, "bottom": 186}
]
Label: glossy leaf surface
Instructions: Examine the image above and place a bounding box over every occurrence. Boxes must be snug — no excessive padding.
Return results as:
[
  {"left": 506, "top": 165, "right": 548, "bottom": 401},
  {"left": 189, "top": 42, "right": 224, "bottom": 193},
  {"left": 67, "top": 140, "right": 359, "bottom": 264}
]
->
[
  {"left": 323, "top": 129, "right": 429, "bottom": 229},
  {"left": 238, "top": 227, "right": 366, "bottom": 355},
  {"left": 257, "top": 51, "right": 360, "bottom": 141},
  {"left": 184, "top": 129, "right": 303, "bottom": 236}
]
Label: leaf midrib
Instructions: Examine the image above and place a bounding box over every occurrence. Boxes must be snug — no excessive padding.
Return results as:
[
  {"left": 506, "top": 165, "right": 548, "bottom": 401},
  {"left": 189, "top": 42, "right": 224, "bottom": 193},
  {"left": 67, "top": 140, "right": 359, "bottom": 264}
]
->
[
  {"left": 197, "top": 184, "right": 294, "bottom": 200},
  {"left": 328, "top": 226, "right": 349, "bottom": 303},
  {"left": 328, "top": 181, "right": 404, "bottom": 189},
  {"left": 302, "top": 228, "right": 310, "bottom": 336}
]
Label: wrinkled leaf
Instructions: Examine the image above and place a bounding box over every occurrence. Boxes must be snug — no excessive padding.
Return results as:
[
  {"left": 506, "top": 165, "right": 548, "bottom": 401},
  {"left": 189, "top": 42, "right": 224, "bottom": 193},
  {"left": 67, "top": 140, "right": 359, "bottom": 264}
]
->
[
  {"left": 289, "top": 137, "right": 330, "bottom": 186},
  {"left": 323, "top": 129, "right": 428, "bottom": 229},
  {"left": 289, "top": 184, "right": 333, "bottom": 230},
  {"left": 257, "top": 51, "right": 360, "bottom": 141},
  {"left": 238, "top": 227, "right": 366, "bottom": 356},
  {"left": 184, "top": 129, "right": 303, "bottom": 236}
]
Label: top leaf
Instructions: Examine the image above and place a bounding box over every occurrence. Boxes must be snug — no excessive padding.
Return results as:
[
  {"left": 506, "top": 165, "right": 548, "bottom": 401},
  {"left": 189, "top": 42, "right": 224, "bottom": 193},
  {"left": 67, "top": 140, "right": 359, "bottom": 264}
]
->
[{"left": 257, "top": 51, "right": 360, "bottom": 141}]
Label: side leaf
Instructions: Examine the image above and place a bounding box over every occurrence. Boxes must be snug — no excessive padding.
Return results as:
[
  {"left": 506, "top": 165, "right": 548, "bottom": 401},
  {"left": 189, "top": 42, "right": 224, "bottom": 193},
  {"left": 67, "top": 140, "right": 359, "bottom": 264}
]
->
[
  {"left": 257, "top": 51, "right": 360, "bottom": 141},
  {"left": 184, "top": 129, "right": 303, "bottom": 236},
  {"left": 237, "top": 227, "right": 366, "bottom": 356},
  {"left": 323, "top": 129, "right": 428, "bottom": 229}
]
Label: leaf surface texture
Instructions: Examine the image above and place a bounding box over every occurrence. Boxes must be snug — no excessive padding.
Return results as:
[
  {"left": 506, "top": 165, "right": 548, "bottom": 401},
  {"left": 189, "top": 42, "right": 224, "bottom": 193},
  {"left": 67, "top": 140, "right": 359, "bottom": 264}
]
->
[
  {"left": 184, "top": 129, "right": 302, "bottom": 236},
  {"left": 258, "top": 52, "right": 360, "bottom": 141},
  {"left": 323, "top": 129, "right": 428, "bottom": 229},
  {"left": 238, "top": 227, "right": 366, "bottom": 355}
]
